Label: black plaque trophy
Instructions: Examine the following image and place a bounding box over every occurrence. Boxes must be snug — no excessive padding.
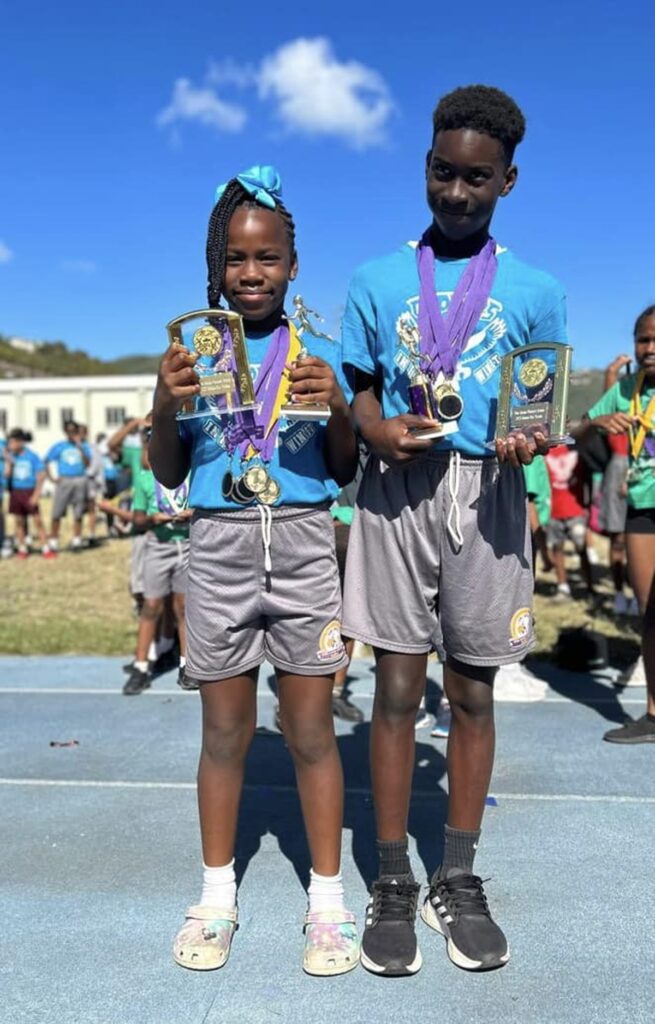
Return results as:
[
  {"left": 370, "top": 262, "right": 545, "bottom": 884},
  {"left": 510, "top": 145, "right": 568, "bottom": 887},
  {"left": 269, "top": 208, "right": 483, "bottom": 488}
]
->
[
  {"left": 166, "top": 309, "right": 257, "bottom": 421},
  {"left": 280, "top": 295, "right": 333, "bottom": 422},
  {"left": 493, "top": 342, "right": 572, "bottom": 445}
]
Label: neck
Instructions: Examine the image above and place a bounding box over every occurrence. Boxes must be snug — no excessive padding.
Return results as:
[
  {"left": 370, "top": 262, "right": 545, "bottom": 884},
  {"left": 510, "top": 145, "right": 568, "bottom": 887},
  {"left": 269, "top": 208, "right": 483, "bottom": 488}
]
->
[
  {"left": 428, "top": 222, "right": 492, "bottom": 259},
  {"left": 243, "top": 305, "right": 286, "bottom": 336}
]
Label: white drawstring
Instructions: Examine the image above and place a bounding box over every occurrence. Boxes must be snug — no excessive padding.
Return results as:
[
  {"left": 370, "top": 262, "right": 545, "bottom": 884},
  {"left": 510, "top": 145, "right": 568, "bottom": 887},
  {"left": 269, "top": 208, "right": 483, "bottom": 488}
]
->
[
  {"left": 258, "top": 504, "right": 273, "bottom": 573},
  {"left": 447, "top": 450, "right": 464, "bottom": 549}
]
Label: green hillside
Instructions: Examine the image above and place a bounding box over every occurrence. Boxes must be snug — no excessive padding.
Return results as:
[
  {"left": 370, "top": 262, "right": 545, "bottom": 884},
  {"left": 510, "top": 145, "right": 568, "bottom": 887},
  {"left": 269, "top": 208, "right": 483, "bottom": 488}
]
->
[{"left": 0, "top": 336, "right": 159, "bottom": 377}]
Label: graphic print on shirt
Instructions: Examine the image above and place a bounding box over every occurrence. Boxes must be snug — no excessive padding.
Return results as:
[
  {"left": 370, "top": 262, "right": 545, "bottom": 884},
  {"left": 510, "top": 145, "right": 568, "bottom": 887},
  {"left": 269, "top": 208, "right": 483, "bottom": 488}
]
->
[{"left": 394, "top": 292, "right": 508, "bottom": 392}]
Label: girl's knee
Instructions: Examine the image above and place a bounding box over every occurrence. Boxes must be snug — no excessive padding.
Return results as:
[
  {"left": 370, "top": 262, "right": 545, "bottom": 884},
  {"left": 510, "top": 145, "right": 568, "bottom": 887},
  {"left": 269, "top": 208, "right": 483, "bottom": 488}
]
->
[{"left": 202, "top": 715, "right": 253, "bottom": 763}]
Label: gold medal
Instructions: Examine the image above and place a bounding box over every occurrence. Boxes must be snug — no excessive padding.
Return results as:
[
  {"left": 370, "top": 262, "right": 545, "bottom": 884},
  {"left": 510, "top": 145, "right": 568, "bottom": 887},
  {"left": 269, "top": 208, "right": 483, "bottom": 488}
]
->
[
  {"left": 519, "top": 358, "right": 548, "bottom": 388},
  {"left": 192, "top": 325, "right": 223, "bottom": 357},
  {"left": 257, "top": 478, "right": 281, "bottom": 505},
  {"left": 432, "top": 381, "right": 464, "bottom": 421},
  {"left": 243, "top": 465, "right": 269, "bottom": 494}
]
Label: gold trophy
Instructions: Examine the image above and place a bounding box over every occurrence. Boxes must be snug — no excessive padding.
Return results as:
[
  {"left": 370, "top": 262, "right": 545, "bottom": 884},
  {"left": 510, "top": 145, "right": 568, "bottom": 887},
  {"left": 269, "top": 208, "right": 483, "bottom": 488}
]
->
[
  {"left": 280, "top": 295, "right": 334, "bottom": 422},
  {"left": 493, "top": 342, "right": 572, "bottom": 444},
  {"left": 166, "top": 309, "right": 257, "bottom": 421}
]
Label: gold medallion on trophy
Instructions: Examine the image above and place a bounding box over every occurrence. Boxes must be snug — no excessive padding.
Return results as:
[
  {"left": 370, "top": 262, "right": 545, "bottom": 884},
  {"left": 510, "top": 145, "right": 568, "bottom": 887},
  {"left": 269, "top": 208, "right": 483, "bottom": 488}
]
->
[
  {"left": 192, "top": 325, "right": 223, "bottom": 356},
  {"left": 519, "top": 358, "right": 548, "bottom": 388}
]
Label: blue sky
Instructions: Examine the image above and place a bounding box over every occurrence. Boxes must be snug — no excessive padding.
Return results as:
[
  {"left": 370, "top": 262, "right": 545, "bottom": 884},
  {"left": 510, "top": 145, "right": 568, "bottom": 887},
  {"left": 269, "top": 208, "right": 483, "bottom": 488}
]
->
[{"left": 1, "top": 0, "right": 653, "bottom": 369}]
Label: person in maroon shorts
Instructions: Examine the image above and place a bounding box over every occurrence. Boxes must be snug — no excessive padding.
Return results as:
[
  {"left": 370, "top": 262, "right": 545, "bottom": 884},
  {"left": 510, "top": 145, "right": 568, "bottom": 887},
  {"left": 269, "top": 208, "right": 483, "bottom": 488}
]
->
[{"left": 4, "top": 429, "right": 55, "bottom": 559}]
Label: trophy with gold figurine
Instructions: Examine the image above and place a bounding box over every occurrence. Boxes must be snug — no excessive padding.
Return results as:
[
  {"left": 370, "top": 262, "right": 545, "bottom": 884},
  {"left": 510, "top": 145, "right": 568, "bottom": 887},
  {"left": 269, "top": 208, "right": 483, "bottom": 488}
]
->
[
  {"left": 279, "top": 295, "right": 334, "bottom": 422},
  {"left": 166, "top": 309, "right": 257, "bottom": 421},
  {"left": 492, "top": 342, "right": 573, "bottom": 445}
]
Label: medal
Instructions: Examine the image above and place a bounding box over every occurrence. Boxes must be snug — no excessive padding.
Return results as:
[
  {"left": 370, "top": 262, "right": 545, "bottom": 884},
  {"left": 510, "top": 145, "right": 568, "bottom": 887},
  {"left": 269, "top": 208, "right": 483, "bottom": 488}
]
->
[
  {"left": 432, "top": 381, "right": 464, "bottom": 421},
  {"left": 221, "top": 471, "right": 235, "bottom": 500},
  {"left": 519, "top": 357, "right": 548, "bottom": 389},
  {"left": 257, "top": 477, "right": 281, "bottom": 505},
  {"left": 243, "top": 465, "right": 270, "bottom": 494},
  {"left": 231, "top": 476, "right": 257, "bottom": 504}
]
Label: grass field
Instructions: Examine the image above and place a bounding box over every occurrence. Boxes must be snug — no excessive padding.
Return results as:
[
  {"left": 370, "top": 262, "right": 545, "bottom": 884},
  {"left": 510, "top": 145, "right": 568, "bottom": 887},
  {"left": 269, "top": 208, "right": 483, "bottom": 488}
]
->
[{"left": 0, "top": 505, "right": 642, "bottom": 662}]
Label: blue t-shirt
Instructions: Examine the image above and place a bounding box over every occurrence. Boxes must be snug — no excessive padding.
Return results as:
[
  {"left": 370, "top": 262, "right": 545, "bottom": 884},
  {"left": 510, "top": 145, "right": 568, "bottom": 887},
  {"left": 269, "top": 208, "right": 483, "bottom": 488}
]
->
[
  {"left": 179, "top": 328, "right": 347, "bottom": 510},
  {"left": 7, "top": 447, "right": 44, "bottom": 490},
  {"left": 45, "top": 439, "right": 92, "bottom": 477},
  {"left": 342, "top": 242, "right": 568, "bottom": 457},
  {"left": 103, "top": 453, "right": 119, "bottom": 481}
]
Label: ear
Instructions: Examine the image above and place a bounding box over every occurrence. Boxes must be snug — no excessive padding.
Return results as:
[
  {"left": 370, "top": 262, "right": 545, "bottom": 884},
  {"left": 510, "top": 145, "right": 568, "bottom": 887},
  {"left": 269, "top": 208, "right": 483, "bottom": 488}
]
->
[
  {"left": 289, "top": 253, "right": 299, "bottom": 281},
  {"left": 500, "top": 164, "right": 518, "bottom": 198},
  {"left": 425, "top": 147, "right": 433, "bottom": 179}
]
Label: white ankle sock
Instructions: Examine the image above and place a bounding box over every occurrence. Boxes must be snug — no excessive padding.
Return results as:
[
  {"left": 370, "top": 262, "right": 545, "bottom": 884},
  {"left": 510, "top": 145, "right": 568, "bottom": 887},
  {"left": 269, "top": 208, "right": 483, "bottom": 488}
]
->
[
  {"left": 200, "top": 860, "right": 237, "bottom": 910},
  {"left": 134, "top": 660, "right": 149, "bottom": 673},
  {"left": 307, "top": 869, "right": 345, "bottom": 914},
  {"left": 179, "top": 656, "right": 186, "bottom": 668},
  {"left": 147, "top": 641, "right": 157, "bottom": 662}
]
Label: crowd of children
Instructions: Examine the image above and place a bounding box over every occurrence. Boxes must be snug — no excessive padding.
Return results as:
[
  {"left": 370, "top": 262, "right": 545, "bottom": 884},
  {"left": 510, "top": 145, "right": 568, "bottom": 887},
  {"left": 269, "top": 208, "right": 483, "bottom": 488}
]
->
[{"left": 2, "top": 82, "right": 653, "bottom": 982}]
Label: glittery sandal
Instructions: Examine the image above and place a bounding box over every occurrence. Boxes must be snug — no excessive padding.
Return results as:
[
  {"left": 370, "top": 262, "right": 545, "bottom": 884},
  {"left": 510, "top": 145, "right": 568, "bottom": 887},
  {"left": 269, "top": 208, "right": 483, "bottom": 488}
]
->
[
  {"left": 303, "top": 910, "right": 360, "bottom": 976},
  {"left": 173, "top": 905, "right": 238, "bottom": 971}
]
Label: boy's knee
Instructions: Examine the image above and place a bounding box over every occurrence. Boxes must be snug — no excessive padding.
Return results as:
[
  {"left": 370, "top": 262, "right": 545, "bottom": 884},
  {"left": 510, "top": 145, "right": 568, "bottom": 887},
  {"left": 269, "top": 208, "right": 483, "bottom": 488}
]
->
[
  {"left": 445, "top": 659, "right": 495, "bottom": 718},
  {"left": 141, "top": 598, "right": 162, "bottom": 621},
  {"left": 375, "top": 679, "right": 422, "bottom": 722}
]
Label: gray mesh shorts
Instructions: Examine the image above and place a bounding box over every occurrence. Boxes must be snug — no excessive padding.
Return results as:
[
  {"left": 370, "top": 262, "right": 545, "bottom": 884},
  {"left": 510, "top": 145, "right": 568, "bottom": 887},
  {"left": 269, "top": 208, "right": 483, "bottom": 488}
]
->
[
  {"left": 142, "top": 532, "right": 189, "bottom": 599},
  {"left": 342, "top": 453, "right": 535, "bottom": 666},
  {"left": 185, "top": 504, "right": 349, "bottom": 683}
]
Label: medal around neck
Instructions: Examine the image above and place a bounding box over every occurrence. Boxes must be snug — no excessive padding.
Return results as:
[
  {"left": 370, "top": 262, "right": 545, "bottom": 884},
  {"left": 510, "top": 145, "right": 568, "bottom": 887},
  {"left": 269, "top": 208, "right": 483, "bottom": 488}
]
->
[
  {"left": 166, "top": 309, "right": 257, "bottom": 421},
  {"left": 280, "top": 295, "right": 334, "bottom": 423},
  {"left": 491, "top": 342, "right": 573, "bottom": 447}
]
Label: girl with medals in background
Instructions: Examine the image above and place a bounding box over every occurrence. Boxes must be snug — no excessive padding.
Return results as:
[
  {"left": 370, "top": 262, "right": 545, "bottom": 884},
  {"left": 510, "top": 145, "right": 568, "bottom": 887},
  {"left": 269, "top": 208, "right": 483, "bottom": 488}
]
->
[
  {"left": 576, "top": 305, "right": 655, "bottom": 744},
  {"left": 149, "top": 166, "right": 360, "bottom": 975},
  {"left": 340, "top": 85, "right": 567, "bottom": 976}
]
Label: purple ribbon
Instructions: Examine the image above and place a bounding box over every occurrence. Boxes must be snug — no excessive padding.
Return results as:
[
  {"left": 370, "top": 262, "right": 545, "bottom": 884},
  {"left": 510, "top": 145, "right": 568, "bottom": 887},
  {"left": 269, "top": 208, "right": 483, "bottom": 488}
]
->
[
  {"left": 224, "top": 323, "right": 289, "bottom": 464},
  {"left": 416, "top": 231, "right": 498, "bottom": 378},
  {"left": 155, "top": 478, "right": 189, "bottom": 515}
]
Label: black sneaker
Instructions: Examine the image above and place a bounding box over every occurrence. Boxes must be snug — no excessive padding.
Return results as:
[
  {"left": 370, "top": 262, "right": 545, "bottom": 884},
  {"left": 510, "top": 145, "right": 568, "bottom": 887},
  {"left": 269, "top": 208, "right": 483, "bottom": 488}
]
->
[
  {"left": 603, "top": 715, "right": 655, "bottom": 744},
  {"left": 122, "top": 667, "right": 151, "bottom": 696},
  {"left": 361, "top": 879, "right": 422, "bottom": 976},
  {"left": 332, "top": 693, "right": 364, "bottom": 723},
  {"left": 176, "top": 665, "right": 198, "bottom": 691},
  {"left": 421, "top": 869, "right": 509, "bottom": 971}
]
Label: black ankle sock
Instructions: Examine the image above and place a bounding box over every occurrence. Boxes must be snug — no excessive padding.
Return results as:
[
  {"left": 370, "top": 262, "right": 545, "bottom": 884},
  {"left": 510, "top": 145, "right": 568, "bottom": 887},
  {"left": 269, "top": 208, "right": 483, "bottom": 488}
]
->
[
  {"left": 377, "top": 838, "right": 413, "bottom": 880},
  {"left": 438, "top": 825, "right": 481, "bottom": 877}
]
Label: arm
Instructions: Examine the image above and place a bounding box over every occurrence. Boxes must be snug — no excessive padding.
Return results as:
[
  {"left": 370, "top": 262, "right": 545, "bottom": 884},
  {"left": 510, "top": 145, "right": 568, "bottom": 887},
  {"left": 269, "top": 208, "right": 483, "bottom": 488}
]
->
[
  {"left": 31, "top": 469, "right": 46, "bottom": 503},
  {"left": 350, "top": 369, "right": 438, "bottom": 465},
  {"left": 149, "top": 343, "right": 196, "bottom": 488},
  {"left": 108, "top": 416, "right": 145, "bottom": 457},
  {"left": 604, "top": 355, "right": 631, "bottom": 392},
  {"left": 287, "top": 356, "right": 358, "bottom": 485}
]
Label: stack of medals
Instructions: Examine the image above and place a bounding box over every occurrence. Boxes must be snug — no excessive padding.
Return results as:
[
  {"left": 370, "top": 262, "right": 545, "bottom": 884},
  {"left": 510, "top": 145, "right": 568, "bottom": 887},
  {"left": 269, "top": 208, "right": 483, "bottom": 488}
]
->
[
  {"left": 413, "top": 231, "right": 498, "bottom": 429},
  {"left": 220, "top": 320, "right": 299, "bottom": 507}
]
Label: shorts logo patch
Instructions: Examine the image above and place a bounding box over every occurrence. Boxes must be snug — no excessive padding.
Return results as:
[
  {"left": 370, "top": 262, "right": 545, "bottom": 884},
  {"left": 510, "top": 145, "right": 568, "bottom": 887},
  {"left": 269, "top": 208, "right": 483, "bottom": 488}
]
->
[
  {"left": 509, "top": 607, "right": 532, "bottom": 649},
  {"left": 317, "top": 619, "right": 345, "bottom": 663}
]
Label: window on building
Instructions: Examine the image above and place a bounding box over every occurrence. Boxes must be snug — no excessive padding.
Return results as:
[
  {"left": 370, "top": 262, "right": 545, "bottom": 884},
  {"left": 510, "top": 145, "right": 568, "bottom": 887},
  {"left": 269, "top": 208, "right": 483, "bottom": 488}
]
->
[
  {"left": 61, "top": 408, "right": 75, "bottom": 427},
  {"left": 0, "top": 409, "right": 6, "bottom": 432},
  {"left": 105, "top": 406, "right": 126, "bottom": 427},
  {"left": 36, "top": 408, "right": 50, "bottom": 428}
]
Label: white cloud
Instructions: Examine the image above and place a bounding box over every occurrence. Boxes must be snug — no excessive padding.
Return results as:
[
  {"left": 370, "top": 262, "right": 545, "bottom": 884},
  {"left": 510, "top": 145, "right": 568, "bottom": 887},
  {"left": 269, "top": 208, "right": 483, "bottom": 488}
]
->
[
  {"left": 258, "top": 38, "right": 393, "bottom": 148},
  {"left": 61, "top": 259, "right": 97, "bottom": 273},
  {"left": 207, "top": 58, "right": 257, "bottom": 89},
  {"left": 156, "top": 78, "right": 247, "bottom": 135},
  {"left": 0, "top": 241, "right": 14, "bottom": 264}
]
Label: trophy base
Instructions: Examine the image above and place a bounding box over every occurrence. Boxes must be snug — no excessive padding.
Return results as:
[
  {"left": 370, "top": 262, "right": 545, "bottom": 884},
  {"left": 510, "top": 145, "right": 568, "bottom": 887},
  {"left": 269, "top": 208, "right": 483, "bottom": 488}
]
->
[
  {"left": 411, "top": 421, "right": 459, "bottom": 440},
  {"left": 485, "top": 432, "right": 574, "bottom": 451},
  {"left": 176, "top": 401, "right": 258, "bottom": 421},
  {"left": 281, "top": 405, "right": 332, "bottom": 422}
]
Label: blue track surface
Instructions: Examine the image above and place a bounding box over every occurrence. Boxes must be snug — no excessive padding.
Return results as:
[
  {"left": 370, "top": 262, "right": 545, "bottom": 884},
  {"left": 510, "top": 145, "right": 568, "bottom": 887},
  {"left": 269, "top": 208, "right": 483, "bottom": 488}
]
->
[{"left": 2, "top": 656, "right": 653, "bottom": 1024}]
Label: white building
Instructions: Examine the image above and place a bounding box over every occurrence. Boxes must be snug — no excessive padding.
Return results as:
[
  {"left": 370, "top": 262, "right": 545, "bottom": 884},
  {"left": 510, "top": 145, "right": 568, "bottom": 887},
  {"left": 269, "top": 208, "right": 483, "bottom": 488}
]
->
[{"left": 0, "top": 374, "right": 156, "bottom": 453}]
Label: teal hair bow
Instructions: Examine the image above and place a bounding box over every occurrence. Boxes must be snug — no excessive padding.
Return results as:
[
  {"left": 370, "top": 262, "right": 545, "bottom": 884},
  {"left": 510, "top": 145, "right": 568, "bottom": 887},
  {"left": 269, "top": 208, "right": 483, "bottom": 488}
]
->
[{"left": 214, "top": 164, "right": 283, "bottom": 210}]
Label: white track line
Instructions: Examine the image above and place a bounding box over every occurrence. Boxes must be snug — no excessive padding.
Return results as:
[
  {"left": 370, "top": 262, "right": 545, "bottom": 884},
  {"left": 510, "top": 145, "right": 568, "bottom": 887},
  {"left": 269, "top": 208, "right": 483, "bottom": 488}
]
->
[{"left": 0, "top": 778, "right": 653, "bottom": 803}]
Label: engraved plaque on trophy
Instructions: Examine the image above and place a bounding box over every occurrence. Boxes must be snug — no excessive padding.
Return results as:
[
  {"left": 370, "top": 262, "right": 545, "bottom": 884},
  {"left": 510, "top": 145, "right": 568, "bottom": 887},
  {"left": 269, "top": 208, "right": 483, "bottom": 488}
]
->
[
  {"left": 494, "top": 342, "right": 572, "bottom": 444},
  {"left": 166, "top": 309, "right": 257, "bottom": 421}
]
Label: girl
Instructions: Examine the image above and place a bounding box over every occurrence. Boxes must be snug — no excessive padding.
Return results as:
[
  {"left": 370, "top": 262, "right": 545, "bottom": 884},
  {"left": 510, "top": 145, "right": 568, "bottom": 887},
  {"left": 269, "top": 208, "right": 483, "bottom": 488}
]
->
[
  {"left": 577, "top": 304, "right": 655, "bottom": 742},
  {"left": 4, "top": 429, "right": 55, "bottom": 559},
  {"left": 149, "top": 165, "right": 360, "bottom": 975}
]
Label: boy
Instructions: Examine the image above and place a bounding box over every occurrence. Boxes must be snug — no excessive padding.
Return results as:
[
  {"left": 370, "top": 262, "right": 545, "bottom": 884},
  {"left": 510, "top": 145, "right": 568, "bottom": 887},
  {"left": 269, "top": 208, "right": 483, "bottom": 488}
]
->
[
  {"left": 341, "top": 85, "right": 567, "bottom": 975},
  {"left": 45, "top": 420, "right": 92, "bottom": 552},
  {"left": 122, "top": 431, "right": 191, "bottom": 696}
]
